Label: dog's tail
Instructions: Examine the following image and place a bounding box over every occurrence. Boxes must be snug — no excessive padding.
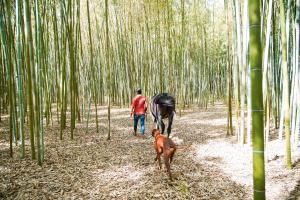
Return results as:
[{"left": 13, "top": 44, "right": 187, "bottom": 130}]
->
[{"left": 176, "top": 144, "right": 191, "bottom": 152}]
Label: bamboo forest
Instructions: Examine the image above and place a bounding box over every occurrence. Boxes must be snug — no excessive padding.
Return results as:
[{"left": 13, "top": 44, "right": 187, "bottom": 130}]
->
[{"left": 1, "top": 0, "right": 300, "bottom": 199}]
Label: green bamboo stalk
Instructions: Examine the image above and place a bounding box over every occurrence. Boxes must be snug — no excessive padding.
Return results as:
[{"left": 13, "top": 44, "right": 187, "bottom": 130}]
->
[
  {"left": 34, "top": 0, "right": 43, "bottom": 166},
  {"left": 0, "top": 1, "right": 14, "bottom": 157},
  {"left": 69, "top": 0, "right": 76, "bottom": 140},
  {"left": 225, "top": 0, "right": 233, "bottom": 136},
  {"left": 86, "top": 0, "right": 99, "bottom": 133},
  {"left": 249, "top": 0, "right": 266, "bottom": 199},
  {"left": 59, "top": 2, "right": 67, "bottom": 139},
  {"left": 0, "top": 43, "right": 2, "bottom": 123},
  {"left": 16, "top": 0, "right": 25, "bottom": 158},
  {"left": 74, "top": 0, "right": 81, "bottom": 124},
  {"left": 105, "top": 0, "right": 111, "bottom": 140},
  {"left": 5, "top": 3, "right": 19, "bottom": 147},
  {"left": 23, "top": 0, "right": 36, "bottom": 159}
]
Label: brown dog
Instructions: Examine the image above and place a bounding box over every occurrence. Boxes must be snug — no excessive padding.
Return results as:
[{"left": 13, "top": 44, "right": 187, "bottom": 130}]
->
[{"left": 152, "top": 129, "right": 176, "bottom": 181}]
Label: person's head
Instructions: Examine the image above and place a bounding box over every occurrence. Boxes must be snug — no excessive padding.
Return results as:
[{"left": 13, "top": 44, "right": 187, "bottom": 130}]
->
[{"left": 136, "top": 88, "right": 142, "bottom": 95}]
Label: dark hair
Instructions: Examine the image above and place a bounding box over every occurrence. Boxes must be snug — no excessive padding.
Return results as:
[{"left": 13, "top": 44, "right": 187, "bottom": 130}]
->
[{"left": 136, "top": 88, "right": 142, "bottom": 94}]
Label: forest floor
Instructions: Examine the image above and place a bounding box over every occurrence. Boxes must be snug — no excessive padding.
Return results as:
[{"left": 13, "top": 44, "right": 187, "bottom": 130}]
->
[{"left": 1, "top": 103, "right": 300, "bottom": 200}]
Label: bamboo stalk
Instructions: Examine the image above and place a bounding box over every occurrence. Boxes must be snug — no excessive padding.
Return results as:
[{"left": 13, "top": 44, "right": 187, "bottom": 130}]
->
[
  {"left": 279, "top": 0, "right": 292, "bottom": 169},
  {"left": 249, "top": 0, "right": 266, "bottom": 198}
]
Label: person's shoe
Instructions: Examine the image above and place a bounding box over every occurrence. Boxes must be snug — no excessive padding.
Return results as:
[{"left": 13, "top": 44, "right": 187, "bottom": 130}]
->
[{"left": 133, "top": 132, "right": 137, "bottom": 136}]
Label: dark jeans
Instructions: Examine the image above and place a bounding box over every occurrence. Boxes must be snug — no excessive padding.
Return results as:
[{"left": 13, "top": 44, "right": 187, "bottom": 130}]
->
[{"left": 134, "top": 114, "right": 145, "bottom": 135}]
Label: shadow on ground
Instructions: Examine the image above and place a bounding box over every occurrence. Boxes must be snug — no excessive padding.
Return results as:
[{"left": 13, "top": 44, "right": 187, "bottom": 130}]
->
[{"left": 287, "top": 179, "right": 300, "bottom": 200}]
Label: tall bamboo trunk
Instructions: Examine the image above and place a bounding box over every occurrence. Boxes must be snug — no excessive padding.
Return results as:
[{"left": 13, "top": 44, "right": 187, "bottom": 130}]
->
[
  {"left": 226, "top": 0, "right": 233, "bottom": 136},
  {"left": 0, "top": 1, "right": 14, "bottom": 157},
  {"left": 249, "top": 0, "right": 266, "bottom": 199},
  {"left": 105, "top": 0, "right": 111, "bottom": 140},
  {"left": 23, "top": 0, "right": 36, "bottom": 159}
]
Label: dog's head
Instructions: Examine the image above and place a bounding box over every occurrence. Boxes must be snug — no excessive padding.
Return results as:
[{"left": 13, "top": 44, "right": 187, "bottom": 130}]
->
[{"left": 151, "top": 129, "right": 160, "bottom": 138}]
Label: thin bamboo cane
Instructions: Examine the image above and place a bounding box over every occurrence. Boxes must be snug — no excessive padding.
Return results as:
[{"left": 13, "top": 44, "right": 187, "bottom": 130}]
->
[{"left": 279, "top": 0, "right": 292, "bottom": 169}]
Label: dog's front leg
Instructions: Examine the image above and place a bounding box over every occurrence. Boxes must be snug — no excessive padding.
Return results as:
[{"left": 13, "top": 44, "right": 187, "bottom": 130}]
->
[
  {"left": 154, "top": 145, "right": 162, "bottom": 169},
  {"left": 154, "top": 152, "right": 159, "bottom": 161},
  {"left": 154, "top": 142, "right": 159, "bottom": 161}
]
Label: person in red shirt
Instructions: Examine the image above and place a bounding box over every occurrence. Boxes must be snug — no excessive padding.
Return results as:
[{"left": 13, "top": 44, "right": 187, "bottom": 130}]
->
[{"left": 131, "top": 88, "right": 147, "bottom": 137}]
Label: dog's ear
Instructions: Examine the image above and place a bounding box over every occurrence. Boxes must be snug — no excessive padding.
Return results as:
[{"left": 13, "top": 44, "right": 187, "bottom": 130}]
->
[
  {"left": 152, "top": 129, "right": 160, "bottom": 137},
  {"left": 152, "top": 129, "right": 156, "bottom": 137},
  {"left": 152, "top": 129, "right": 159, "bottom": 137}
]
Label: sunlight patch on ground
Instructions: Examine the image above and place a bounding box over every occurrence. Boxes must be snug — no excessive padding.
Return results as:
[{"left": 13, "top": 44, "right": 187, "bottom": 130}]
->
[
  {"left": 0, "top": 114, "right": 9, "bottom": 120},
  {"left": 169, "top": 132, "right": 185, "bottom": 145},
  {"left": 266, "top": 139, "right": 300, "bottom": 161},
  {"left": 97, "top": 165, "right": 143, "bottom": 183},
  {"left": 191, "top": 138, "right": 300, "bottom": 200},
  {"left": 192, "top": 140, "right": 252, "bottom": 186},
  {"left": 0, "top": 142, "right": 10, "bottom": 151},
  {"left": 0, "top": 166, "right": 10, "bottom": 173},
  {"left": 179, "top": 117, "right": 227, "bottom": 126}
]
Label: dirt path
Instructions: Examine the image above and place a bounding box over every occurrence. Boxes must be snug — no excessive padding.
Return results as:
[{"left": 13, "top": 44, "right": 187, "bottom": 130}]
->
[{"left": 0, "top": 103, "right": 299, "bottom": 199}]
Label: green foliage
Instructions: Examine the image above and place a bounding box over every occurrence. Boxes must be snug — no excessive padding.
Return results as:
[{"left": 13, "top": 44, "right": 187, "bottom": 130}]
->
[{"left": 177, "top": 181, "right": 189, "bottom": 195}]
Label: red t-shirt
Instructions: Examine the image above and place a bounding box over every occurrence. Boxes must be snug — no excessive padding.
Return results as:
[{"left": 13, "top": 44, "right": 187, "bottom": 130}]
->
[{"left": 132, "top": 95, "right": 147, "bottom": 115}]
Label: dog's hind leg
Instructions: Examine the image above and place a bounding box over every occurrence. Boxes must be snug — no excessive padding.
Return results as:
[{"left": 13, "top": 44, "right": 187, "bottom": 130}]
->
[
  {"left": 163, "top": 140, "right": 173, "bottom": 181},
  {"left": 161, "top": 121, "right": 165, "bottom": 134},
  {"left": 169, "top": 147, "right": 176, "bottom": 163},
  {"left": 157, "top": 115, "right": 165, "bottom": 134},
  {"left": 156, "top": 148, "right": 163, "bottom": 169},
  {"left": 154, "top": 150, "right": 159, "bottom": 161},
  {"left": 157, "top": 154, "right": 162, "bottom": 169},
  {"left": 164, "top": 151, "right": 172, "bottom": 181}
]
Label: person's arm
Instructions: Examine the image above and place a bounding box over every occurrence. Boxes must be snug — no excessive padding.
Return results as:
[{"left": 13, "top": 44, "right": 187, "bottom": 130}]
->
[
  {"left": 144, "top": 99, "right": 148, "bottom": 113},
  {"left": 131, "top": 106, "right": 135, "bottom": 117},
  {"left": 131, "top": 98, "right": 135, "bottom": 117},
  {"left": 144, "top": 99, "right": 148, "bottom": 121}
]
